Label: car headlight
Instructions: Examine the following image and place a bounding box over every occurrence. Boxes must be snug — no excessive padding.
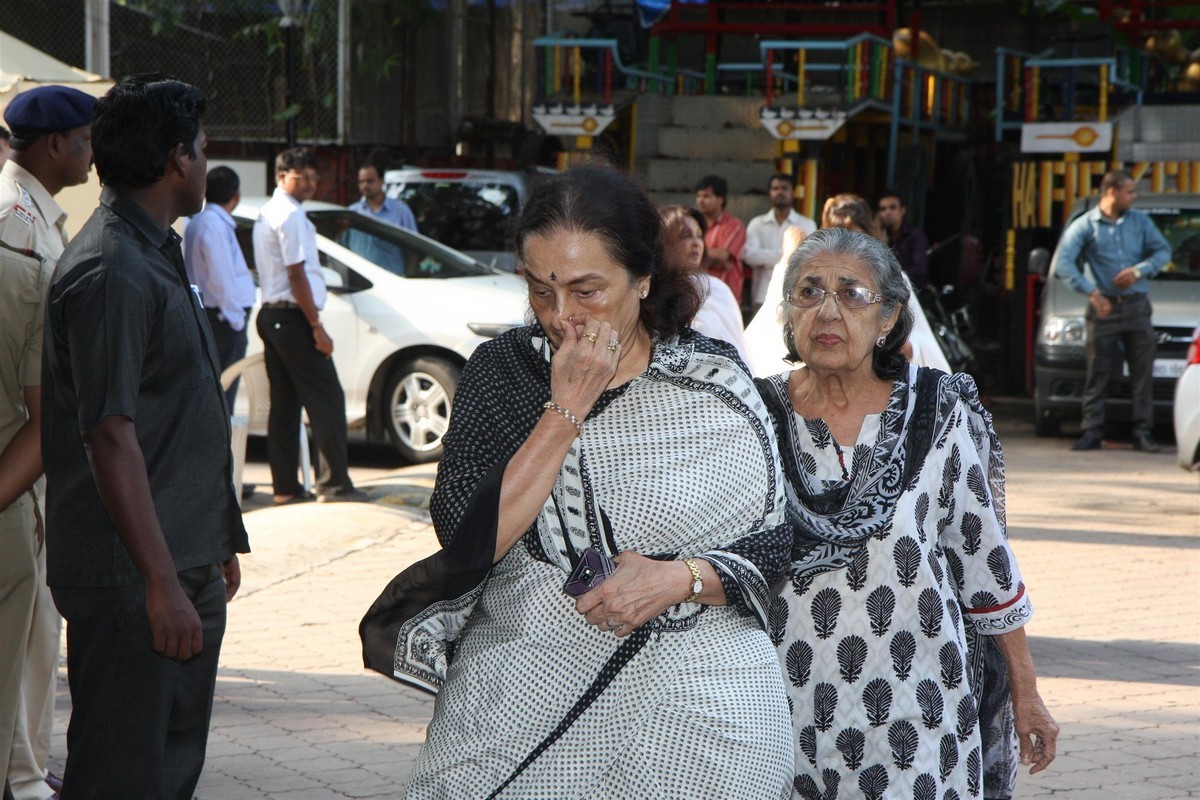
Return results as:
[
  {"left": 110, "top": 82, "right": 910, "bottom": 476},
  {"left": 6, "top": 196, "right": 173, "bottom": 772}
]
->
[
  {"left": 468, "top": 322, "right": 519, "bottom": 339},
  {"left": 1042, "top": 315, "right": 1086, "bottom": 347}
]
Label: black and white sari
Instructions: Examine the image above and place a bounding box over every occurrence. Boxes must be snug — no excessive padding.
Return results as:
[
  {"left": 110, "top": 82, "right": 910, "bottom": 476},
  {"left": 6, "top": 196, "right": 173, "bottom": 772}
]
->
[
  {"left": 363, "top": 325, "right": 795, "bottom": 799},
  {"left": 757, "top": 365, "right": 1032, "bottom": 800}
]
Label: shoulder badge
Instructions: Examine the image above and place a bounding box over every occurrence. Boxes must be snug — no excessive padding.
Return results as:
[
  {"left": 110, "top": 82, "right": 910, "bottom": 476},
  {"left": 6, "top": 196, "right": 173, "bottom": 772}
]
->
[{"left": 10, "top": 204, "right": 35, "bottom": 227}]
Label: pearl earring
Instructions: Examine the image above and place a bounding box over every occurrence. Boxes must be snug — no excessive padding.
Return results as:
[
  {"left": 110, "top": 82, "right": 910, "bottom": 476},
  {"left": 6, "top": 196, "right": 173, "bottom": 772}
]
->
[{"left": 641, "top": 290, "right": 648, "bottom": 299}]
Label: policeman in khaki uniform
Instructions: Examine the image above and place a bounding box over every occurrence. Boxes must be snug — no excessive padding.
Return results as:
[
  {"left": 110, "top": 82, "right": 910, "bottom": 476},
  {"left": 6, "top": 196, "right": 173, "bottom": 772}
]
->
[
  {"left": 0, "top": 243, "right": 51, "bottom": 800},
  {"left": 0, "top": 85, "right": 94, "bottom": 800}
]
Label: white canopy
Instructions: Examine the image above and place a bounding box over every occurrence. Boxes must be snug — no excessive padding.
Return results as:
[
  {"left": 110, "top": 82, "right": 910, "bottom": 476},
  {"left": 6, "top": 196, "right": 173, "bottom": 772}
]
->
[
  {"left": 0, "top": 31, "right": 113, "bottom": 238},
  {"left": 0, "top": 29, "right": 104, "bottom": 93}
]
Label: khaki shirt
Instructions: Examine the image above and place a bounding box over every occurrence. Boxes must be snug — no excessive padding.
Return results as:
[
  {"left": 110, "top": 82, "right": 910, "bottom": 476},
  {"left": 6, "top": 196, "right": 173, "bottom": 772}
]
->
[
  {"left": 0, "top": 160, "right": 69, "bottom": 266},
  {"left": 0, "top": 244, "right": 49, "bottom": 458}
]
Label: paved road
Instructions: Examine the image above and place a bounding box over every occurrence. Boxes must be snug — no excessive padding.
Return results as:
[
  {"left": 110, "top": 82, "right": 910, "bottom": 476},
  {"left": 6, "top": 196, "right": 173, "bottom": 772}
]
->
[{"left": 41, "top": 404, "right": 1200, "bottom": 799}]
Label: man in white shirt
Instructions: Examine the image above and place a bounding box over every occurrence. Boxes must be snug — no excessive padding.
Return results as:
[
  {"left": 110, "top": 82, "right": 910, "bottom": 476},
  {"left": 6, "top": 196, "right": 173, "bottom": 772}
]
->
[
  {"left": 742, "top": 173, "right": 816, "bottom": 313},
  {"left": 0, "top": 84, "right": 95, "bottom": 800},
  {"left": 184, "top": 166, "right": 257, "bottom": 407},
  {"left": 253, "top": 148, "right": 365, "bottom": 505}
]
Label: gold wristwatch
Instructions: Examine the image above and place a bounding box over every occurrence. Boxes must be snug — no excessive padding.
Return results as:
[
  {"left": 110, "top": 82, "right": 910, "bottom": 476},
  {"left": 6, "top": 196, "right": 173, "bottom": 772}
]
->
[{"left": 683, "top": 558, "right": 704, "bottom": 603}]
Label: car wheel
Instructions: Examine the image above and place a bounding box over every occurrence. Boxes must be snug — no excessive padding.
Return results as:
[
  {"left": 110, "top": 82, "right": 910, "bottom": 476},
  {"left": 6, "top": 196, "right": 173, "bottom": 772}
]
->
[
  {"left": 384, "top": 357, "right": 460, "bottom": 463},
  {"left": 1033, "top": 413, "right": 1061, "bottom": 437},
  {"left": 1033, "top": 392, "right": 1061, "bottom": 437}
]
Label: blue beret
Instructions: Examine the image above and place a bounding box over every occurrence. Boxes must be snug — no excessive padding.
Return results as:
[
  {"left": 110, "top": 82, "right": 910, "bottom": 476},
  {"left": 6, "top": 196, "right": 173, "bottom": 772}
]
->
[{"left": 4, "top": 86, "right": 95, "bottom": 137}]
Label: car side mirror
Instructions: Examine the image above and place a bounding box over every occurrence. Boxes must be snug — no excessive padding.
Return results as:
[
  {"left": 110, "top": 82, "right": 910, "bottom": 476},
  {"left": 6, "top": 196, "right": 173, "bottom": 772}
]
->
[
  {"left": 1028, "top": 247, "right": 1051, "bottom": 278},
  {"left": 322, "top": 266, "right": 345, "bottom": 290}
]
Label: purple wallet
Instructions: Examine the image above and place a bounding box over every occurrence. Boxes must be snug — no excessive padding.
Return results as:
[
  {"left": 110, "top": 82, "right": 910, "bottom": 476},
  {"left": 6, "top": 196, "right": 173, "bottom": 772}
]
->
[{"left": 563, "top": 547, "right": 618, "bottom": 597}]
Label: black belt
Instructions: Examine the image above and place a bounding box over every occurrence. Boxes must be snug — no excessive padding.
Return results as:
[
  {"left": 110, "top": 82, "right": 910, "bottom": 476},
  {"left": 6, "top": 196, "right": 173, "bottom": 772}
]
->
[
  {"left": 1100, "top": 293, "right": 1145, "bottom": 305},
  {"left": 262, "top": 301, "right": 302, "bottom": 309}
]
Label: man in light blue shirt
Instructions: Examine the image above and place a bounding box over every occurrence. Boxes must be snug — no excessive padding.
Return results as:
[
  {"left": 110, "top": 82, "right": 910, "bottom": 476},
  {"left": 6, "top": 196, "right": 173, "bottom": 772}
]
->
[
  {"left": 183, "top": 166, "right": 257, "bottom": 407},
  {"left": 344, "top": 163, "right": 416, "bottom": 273},
  {"left": 349, "top": 163, "right": 416, "bottom": 231},
  {"left": 1051, "top": 169, "right": 1171, "bottom": 453}
]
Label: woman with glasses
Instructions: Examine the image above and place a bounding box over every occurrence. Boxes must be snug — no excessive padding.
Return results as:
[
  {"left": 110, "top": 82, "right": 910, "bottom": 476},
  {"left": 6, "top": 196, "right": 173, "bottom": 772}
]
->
[{"left": 755, "top": 227, "right": 1057, "bottom": 799}]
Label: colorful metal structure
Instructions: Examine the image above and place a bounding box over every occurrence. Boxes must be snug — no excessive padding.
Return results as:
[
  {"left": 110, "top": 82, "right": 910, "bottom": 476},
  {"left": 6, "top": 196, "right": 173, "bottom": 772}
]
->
[
  {"left": 993, "top": 48, "right": 1144, "bottom": 143},
  {"left": 531, "top": 25, "right": 972, "bottom": 190}
]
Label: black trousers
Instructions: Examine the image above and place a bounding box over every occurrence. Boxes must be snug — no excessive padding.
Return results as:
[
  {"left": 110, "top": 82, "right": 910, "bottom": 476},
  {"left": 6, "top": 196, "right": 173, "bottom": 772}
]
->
[
  {"left": 1081, "top": 292, "right": 1156, "bottom": 436},
  {"left": 51, "top": 565, "right": 227, "bottom": 800},
  {"left": 256, "top": 306, "right": 352, "bottom": 495},
  {"left": 205, "top": 307, "right": 250, "bottom": 409}
]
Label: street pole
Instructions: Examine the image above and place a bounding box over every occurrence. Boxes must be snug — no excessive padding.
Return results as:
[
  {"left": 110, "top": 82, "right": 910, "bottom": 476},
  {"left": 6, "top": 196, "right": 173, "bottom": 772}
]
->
[
  {"left": 285, "top": 23, "right": 297, "bottom": 148},
  {"left": 279, "top": 0, "right": 303, "bottom": 148},
  {"left": 85, "top": 0, "right": 110, "bottom": 78}
]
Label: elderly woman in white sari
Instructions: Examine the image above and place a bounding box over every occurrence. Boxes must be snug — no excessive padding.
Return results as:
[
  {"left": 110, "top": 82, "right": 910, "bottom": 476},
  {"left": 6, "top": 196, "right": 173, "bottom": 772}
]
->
[
  {"left": 755, "top": 228, "right": 1058, "bottom": 799},
  {"left": 362, "top": 166, "right": 794, "bottom": 798}
]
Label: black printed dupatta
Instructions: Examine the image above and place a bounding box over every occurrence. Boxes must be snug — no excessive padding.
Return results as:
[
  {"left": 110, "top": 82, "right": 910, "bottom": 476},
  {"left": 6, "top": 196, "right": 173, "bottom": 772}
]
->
[
  {"left": 360, "top": 323, "right": 783, "bottom": 693},
  {"left": 756, "top": 365, "right": 1020, "bottom": 800}
]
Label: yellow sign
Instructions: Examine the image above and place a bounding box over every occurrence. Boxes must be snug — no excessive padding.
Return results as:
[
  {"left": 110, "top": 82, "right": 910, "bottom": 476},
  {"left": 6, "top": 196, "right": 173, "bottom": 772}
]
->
[{"left": 1020, "top": 122, "right": 1112, "bottom": 153}]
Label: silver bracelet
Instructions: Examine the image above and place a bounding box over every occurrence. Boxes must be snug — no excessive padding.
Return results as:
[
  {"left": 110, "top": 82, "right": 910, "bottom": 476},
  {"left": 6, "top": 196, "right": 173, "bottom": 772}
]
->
[{"left": 543, "top": 401, "right": 583, "bottom": 436}]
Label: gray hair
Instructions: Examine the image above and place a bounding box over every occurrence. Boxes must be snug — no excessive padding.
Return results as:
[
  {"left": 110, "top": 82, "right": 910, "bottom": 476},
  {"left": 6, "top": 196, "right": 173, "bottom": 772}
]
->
[{"left": 779, "top": 226, "right": 914, "bottom": 380}]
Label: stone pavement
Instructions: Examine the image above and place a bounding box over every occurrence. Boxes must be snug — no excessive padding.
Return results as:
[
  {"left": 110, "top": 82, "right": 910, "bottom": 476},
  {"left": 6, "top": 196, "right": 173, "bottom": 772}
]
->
[{"left": 39, "top": 415, "right": 1199, "bottom": 799}]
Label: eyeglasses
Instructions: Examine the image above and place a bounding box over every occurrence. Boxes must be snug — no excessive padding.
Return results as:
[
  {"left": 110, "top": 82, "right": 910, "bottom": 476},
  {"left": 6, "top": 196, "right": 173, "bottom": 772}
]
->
[{"left": 786, "top": 285, "right": 884, "bottom": 309}]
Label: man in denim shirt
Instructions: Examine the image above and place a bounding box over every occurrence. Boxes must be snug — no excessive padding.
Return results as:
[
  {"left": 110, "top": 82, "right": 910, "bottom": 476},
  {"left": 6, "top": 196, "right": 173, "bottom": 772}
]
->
[{"left": 1051, "top": 169, "right": 1171, "bottom": 452}]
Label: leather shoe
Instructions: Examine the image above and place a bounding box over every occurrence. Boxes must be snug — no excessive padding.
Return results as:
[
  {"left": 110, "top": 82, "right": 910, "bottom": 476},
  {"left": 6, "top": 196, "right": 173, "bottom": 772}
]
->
[
  {"left": 1071, "top": 431, "right": 1103, "bottom": 451},
  {"left": 1133, "top": 432, "right": 1161, "bottom": 453}
]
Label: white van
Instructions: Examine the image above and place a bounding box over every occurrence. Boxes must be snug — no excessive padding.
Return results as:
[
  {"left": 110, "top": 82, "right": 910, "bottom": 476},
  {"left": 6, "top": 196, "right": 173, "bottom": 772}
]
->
[{"left": 1030, "top": 193, "right": 1200, "bottom": 436}]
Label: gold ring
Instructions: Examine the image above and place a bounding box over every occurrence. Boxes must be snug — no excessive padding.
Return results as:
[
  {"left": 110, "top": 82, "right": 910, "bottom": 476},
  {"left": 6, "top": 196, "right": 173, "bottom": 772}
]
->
[
  {"left": 586, "top": 332, "right": 598, "bottom": 343},
  {"left": 607, "top": 341, "right": 618, "bottom": 352}
]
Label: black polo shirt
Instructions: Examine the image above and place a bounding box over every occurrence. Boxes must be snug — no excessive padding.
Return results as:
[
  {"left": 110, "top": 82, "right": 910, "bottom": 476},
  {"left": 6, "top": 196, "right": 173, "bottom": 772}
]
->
[{"left": 42, "top": 187, "right": 249, "bottom": 588}]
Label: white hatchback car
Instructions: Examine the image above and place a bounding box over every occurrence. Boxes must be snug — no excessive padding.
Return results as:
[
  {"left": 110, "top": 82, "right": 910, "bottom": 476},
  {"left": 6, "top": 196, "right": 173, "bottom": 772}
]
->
[{"left": 229, "top": 198, "right": 529, "bottom": 463}]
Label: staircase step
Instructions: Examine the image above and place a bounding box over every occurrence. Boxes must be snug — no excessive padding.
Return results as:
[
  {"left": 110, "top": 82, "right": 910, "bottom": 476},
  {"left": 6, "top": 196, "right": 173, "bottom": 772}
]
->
[
  {"left": 670, "top": 95, "right": 764, "bottom": 129},
  {"left": 658, "top": 126, "right": 775, "bottom": 161},
  {"left": 1115, "top": 104, "right": 1200, "bottom": 162}
]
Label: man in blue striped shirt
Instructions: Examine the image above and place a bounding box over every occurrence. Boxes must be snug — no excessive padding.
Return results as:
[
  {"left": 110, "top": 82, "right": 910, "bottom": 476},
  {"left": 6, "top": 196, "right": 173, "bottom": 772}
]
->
[{"left": 1051, "top": 169, "right": 1171, "bottom": 453}]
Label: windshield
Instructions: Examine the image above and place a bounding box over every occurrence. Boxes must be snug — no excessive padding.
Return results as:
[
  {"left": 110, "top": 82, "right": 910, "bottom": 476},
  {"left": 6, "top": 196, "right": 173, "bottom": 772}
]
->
[
  {"left": 388, "top": 181, "right": 520, "bottom": 253},
  {"left": 1146, "top": 207, "right": 1200, "bottom": 280},
  {"left": 308, "top": 210, "right": 493, "bottom": 279}
]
